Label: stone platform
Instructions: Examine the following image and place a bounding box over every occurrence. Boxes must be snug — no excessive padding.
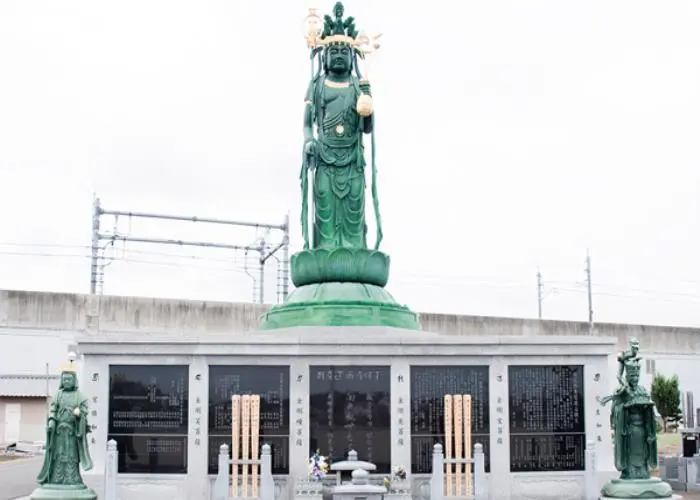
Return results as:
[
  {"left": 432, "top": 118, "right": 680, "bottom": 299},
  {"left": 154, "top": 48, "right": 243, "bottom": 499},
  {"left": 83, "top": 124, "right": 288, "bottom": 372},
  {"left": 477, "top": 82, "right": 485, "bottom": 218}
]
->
[
  {"left": 27, "top": 484, "right": 97, "bottom": 500},
  {"left": 601, "top": 496, "right": 683, "bottom": 500}
]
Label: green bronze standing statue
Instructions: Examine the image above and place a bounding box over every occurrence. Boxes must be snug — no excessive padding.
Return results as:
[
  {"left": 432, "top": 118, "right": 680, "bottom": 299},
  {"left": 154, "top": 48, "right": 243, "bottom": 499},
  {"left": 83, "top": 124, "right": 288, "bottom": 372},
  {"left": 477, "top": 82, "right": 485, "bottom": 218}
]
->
[
  {"left": 300, "top": 1, "right": 379, "bottom": 252},
  {"left": 599, "top": 339, "right": 673, "bottom": 499},
  {"left": 30, "top": 355, "right": 97, "bottom": 500},
  {"left": 259, "top": 2, "right": 419, "bottom": 330}
]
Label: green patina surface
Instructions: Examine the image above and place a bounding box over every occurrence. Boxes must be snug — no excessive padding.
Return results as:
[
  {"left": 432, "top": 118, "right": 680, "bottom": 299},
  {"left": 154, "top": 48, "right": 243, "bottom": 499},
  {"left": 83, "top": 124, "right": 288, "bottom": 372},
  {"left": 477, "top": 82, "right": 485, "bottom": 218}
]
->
[
  {"left": 260, "top": 2, "right": 418, "bottom": 330},
  {"left": 599, "top": 338, "right": 672, "bottom": 499},
  {"left": 291, "top": 248, "right": 390, "bottom": 288},
  {"left": 30, "top": 367, "right": 97, "bottom": 500},
  {"left": 260, "top": 282, "right": 419, "bottom": 330}
]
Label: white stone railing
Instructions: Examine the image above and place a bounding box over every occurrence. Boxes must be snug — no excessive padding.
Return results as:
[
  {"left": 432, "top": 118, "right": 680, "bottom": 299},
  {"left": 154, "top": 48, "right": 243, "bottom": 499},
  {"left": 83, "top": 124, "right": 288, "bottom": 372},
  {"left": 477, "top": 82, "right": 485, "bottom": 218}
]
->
[
  {"left": 213, "top": 443, "right": 275, "bottom": 500},
  {"left": 104, "top": 439, "right": 118, "bottom": 500},
  {"left": 584, "top": 440, "right": 597, "bottom": 500},
  {"left": 659, "top": 454, "right": 700, "bottom": 493},
  {"left": 429, "top": 443, "right": 486, "bottom": 500},
  {"left": 294, "top": 477, "right": 324, "bottom": 500}
]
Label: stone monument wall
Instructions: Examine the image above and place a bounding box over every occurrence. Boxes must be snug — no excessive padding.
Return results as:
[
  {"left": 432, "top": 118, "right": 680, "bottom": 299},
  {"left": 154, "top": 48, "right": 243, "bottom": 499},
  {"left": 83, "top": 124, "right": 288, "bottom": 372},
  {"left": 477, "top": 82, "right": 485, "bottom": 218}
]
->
[{"left": 77, "top": 330, "right": 616, "bottom": 500}]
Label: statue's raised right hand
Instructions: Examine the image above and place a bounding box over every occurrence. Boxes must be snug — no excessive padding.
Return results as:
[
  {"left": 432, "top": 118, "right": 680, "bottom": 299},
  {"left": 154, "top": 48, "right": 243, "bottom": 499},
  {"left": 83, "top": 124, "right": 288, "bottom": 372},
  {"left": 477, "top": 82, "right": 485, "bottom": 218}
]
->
[{"left": 48, "top": 420, "right": 55, "bottom": 430}]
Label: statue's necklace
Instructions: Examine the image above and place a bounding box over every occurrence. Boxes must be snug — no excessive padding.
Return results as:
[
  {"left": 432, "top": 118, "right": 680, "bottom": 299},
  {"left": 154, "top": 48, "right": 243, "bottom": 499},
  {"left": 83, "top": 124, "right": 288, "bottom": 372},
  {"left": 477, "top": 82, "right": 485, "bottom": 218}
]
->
[{"left": 323, "top": 79, "right": 350, "bottom": 136}]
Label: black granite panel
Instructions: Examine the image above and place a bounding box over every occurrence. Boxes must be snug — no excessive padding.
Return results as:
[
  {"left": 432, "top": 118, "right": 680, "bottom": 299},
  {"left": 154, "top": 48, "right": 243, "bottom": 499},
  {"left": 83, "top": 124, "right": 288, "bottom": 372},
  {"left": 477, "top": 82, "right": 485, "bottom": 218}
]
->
[
  {"left": 309, "top": 366, "right": 391, "bottom": 473},
  {"left": 409, "top": 366, "right": 490, "bottom": 473},
  {"left": 508, "top": 365, "right": 586, "bottom": 472},
  {"left": 107, "top": 434, "right": 188, "bottom": 474},
  {"left": 108, "top": 365, "right": 189, "bottom": 436},
  {"left": 207, "top": 365, "right": 290, "bottom": 474}
]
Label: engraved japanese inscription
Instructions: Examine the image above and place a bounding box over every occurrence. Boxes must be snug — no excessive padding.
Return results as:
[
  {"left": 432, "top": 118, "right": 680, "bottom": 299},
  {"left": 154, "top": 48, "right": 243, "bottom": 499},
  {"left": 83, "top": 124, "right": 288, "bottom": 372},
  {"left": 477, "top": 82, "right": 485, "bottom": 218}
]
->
[
  {"left": 208, "top": 365, "right": 290, "bottom": 474},
  {"left": 508, "top": 365, "right": 585, "bottom": 472},
  {"left": 410, "top": 366, "right": 490, "bottom": 473},
  {"left": 108, "top": 365, "right": 189, "bottom": 474},
  {"left": 309, "top": 366, "right": 390, "bottom": 473}
]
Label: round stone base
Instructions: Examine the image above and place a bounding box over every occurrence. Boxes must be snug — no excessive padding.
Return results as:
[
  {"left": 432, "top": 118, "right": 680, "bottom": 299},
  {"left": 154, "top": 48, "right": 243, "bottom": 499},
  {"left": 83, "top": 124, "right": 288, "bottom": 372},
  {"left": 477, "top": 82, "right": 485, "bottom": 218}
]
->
[
  {"left": 291, "top": 248, "right": 390, "bottom": 288},
  {"left": 601, "top": 478, "right": 674, "bottom": 498},
  {"left": 259, "top": 281, "right": 420, "bottom": 330},
  {"left": 29, "top": 484, "right": 97, "bottom": 500}
]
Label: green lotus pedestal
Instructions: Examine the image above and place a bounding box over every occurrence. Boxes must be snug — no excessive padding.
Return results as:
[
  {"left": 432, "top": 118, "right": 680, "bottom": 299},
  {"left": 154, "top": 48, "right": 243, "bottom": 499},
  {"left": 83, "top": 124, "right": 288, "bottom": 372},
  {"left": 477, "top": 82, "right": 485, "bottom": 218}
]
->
[
  {"left": 259, "top": 248, "right": 420, "bottom": 330},
  {"left": 29, "top": 484, "right": 97, "bottom": 500},
  {"left": 600, "top": 477, "right": 674, "bottom": 499}
]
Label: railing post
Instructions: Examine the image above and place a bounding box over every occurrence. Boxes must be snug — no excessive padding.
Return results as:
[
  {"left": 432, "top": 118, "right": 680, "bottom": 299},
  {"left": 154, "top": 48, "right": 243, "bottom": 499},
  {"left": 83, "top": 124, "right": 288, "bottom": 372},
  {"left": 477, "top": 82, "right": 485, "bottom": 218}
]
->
[
  {"left": 473, "top": 443, "right": 485, "bottom": 500},
  {"left": 430, "top": 443, "right": 444, "bottom": 500},
  {"left": 260, "top": 443, "right": 275, "bottom": 500},
  {"left": 687, "top": 457, "right": 698, "bottom": 491},
  {"left": 213, "top": 444, "right": 230, "bottom": 500},
  {"left": 584, "top": 440, "right": 597, "bottom": 500},
  {"left": 104, "top": 439, "right": 118, "bottom": 500},
  {"left": 658, "top": 455, "right": 668, "bottom": 482}
]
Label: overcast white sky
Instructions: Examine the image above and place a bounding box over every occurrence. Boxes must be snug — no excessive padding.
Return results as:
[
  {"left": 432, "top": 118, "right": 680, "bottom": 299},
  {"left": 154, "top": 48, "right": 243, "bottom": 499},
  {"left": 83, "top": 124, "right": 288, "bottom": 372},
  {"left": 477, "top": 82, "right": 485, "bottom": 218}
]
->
[{"left": 1, "top": 0, "right": 699, "bottom": 327}]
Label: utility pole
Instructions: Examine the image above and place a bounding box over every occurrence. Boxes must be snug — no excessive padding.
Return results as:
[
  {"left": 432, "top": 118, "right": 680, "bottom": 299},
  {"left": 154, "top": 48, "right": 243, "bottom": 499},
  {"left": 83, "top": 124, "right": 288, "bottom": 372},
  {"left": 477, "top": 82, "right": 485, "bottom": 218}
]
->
[
  {"left": 536, "top": 268, "right": 543, "bottom": 319},
  {"left": 585, "top": 248, "right": 593, "bottom": 329},
  {"left": 89, "top": 196, "right": 101, "bottom": 295}
]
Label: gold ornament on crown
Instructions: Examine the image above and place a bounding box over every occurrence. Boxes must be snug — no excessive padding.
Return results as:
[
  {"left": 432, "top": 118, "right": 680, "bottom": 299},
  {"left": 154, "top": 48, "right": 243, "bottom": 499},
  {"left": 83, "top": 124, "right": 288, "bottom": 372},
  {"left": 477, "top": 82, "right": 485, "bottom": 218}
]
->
[
  {"left": 59, "top": 358, "right": 77, "bottom": 374},
  {"left": 302, "top": 4, "right": 382, "bottom": 119}
]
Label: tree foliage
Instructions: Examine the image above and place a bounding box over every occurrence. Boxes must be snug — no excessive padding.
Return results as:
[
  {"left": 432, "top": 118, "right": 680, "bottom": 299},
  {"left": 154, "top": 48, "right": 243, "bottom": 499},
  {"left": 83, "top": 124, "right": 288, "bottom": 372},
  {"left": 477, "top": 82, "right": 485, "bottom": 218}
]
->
[{"left": 651, "top": 374, "right": 683, "bottom": 432}]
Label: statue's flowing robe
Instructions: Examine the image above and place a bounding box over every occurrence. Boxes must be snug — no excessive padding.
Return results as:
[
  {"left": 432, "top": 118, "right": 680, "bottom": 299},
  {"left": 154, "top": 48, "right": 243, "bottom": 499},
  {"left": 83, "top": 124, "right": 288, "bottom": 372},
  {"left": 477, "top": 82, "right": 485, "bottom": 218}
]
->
[
  {"left": 307, "top": 75, "right": 368, "bottom": 249},
  {"left": 611, "top": 392, "right": 657, "bottom": 478},
  {"left": 37, "top": 389, "right": 93, "bottom": 485}
]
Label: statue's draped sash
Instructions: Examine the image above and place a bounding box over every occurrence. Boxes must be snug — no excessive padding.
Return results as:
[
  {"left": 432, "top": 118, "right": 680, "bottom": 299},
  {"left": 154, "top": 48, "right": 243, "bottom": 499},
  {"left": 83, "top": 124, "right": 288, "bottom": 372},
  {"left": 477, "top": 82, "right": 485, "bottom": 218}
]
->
[
  {"left": 612, "top": 394, "right": 658, "bottom": 475},
  {"left": 307, "top": 75, "right": 369, "bottom": 249}
]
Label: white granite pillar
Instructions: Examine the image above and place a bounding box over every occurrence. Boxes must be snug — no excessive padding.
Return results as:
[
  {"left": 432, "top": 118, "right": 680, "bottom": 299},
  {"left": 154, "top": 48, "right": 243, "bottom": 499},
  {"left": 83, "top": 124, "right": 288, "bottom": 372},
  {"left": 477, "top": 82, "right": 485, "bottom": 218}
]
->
[
  {"left": 83, "top": 355, "right": 109, "bottom": 473},
  {"left": 585, "top": 360, "right": 615, "bottom": 479},
  {"left": 488, "top": 356, "right": 510, "bottom": 499},
  {"left": 289, "top": 358, "right": 310, "bottom": 479},
  {"left": 81, "top": 355, "right": 109, "bottom": 494},
  {"left": 391, "top": 359, "right": 411, "bottom": 473},
  {"left": 187, "top": 356, "right": 209, "bottom": 499}
]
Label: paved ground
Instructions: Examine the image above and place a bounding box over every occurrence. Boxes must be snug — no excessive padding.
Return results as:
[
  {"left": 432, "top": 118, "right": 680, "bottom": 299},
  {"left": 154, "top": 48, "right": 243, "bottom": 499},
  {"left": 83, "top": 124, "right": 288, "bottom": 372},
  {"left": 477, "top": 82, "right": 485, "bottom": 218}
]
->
[{"left": 0, "top": 456, "right": 41, "bottom": 500}]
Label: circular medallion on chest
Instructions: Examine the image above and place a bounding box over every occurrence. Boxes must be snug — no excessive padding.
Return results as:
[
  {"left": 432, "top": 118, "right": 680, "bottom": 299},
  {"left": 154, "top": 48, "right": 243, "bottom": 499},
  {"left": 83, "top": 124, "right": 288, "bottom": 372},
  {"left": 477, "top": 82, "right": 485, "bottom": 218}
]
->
[{"left": 335, "top": 124, "right": 345, "bottom": 136}]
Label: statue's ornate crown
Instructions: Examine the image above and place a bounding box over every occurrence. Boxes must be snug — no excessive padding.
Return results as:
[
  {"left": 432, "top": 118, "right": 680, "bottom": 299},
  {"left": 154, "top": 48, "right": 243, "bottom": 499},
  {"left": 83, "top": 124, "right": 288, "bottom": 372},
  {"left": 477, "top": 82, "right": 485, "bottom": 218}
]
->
[
  {"left": 319, "top": 2, "right": 360, "bottom": 47},
  {"left": 59, "top": 359, "right": 77, "bottom": 374}
]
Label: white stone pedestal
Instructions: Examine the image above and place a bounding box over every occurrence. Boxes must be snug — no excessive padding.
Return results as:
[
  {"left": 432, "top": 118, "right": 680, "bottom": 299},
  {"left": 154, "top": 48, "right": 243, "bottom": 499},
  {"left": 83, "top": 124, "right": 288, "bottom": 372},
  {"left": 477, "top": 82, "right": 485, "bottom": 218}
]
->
[{"left": 600, "top": 495, "right": 684, "bottom": 500}]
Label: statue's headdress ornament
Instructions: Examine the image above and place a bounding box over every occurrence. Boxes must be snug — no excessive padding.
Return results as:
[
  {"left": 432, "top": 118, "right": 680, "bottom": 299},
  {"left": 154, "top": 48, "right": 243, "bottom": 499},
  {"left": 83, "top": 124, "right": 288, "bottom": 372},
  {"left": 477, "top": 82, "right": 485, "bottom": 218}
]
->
[
  {"left": 304, "top": 2, "right": 360, "bottom": 48},
  {"left": 59, "top": 352, "right": 78, "bottom": 374},
  {"left": 303, "top": 2, "right": 382, "bottom": 67}
]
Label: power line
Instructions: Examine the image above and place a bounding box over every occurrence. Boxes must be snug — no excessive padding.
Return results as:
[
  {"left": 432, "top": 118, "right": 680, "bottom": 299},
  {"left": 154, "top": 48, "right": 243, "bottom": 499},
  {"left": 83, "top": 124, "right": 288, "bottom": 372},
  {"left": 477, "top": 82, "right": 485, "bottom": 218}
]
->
[
  {"left": 0, "top": 250, "right": 254, "bottom": 274},
  {"left": 7, "top": 243, "right": 700, "bottom": 307}
]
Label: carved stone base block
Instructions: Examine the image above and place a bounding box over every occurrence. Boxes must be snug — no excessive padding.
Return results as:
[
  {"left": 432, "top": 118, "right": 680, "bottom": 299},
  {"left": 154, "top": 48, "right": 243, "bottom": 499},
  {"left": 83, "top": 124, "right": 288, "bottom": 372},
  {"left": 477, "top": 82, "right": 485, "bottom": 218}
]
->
[
  {"left": 600, "top": 477, "right": 674, "bottom": 498},
  {"left": 29, "top": 484, "right": 98, "bottom": 500}
]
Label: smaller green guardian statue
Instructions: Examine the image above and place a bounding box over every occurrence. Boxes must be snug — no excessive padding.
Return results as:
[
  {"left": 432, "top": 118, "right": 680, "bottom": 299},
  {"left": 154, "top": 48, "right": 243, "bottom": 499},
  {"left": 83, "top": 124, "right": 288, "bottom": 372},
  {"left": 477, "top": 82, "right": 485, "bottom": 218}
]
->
[
  {"left": 599, "top": 340, "right": 672, "bottom": 499},
  {"left": 30, "top": 355, "right": 97, "bottom": 500}
]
